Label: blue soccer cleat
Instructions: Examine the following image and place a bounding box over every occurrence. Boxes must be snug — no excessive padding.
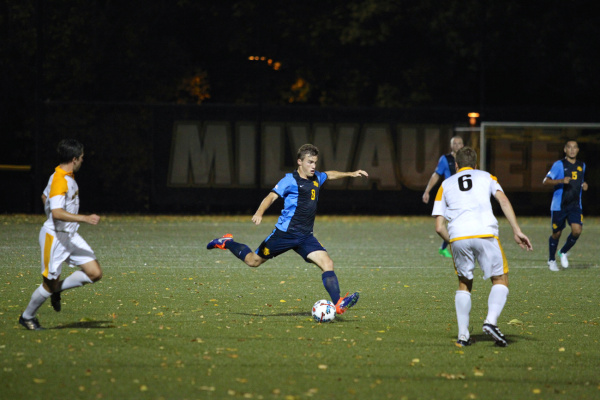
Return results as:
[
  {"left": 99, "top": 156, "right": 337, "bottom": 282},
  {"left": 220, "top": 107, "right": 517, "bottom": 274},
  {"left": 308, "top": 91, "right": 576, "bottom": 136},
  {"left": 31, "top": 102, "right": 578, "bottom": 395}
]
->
[
  {"left": 335, "top": 291, "right": 360, "bottom": 315},
  {"left": 207, "top": 234, "right": 233, "bottom": 250}
]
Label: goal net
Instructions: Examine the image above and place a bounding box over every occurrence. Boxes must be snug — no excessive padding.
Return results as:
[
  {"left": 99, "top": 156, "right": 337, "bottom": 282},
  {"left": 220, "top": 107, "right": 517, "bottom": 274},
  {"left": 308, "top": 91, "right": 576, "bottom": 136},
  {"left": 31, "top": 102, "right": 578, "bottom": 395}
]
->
[{"left": 478, "top": 122, "right": 600, "bottom": 215}]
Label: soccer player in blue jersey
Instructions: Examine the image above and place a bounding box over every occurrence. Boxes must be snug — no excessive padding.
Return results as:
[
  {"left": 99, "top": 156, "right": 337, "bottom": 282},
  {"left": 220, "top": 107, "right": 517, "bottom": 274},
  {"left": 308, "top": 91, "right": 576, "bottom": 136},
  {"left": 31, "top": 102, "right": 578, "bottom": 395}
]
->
[
  {"left": 422, "top": 136, "right": 464, "bottom": 258},
  {"left": 543, "top": 140, "right": 588, "bottom": 271},
  {"left": 207, "top": 144, "right": 368, "bottom": 315}
]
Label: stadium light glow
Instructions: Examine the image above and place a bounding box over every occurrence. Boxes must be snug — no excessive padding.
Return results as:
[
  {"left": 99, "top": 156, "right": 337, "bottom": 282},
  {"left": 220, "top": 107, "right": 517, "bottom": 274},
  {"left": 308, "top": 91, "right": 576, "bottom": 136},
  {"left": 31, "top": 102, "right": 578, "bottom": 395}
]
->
[{"left": 468, "top": 112, "right": 480, "bottom": 126}]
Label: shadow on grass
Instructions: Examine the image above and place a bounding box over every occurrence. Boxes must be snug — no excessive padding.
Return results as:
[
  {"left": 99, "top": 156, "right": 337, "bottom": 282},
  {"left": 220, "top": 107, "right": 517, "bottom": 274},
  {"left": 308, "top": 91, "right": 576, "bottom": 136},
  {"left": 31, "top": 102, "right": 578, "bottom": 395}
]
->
[
  {"left": 51, "top": 320, "right": 116, "bottom": 329},
  {"left": 568, "top": 264, "right": 596, "bottom": 269},
  {"left": 468, "top": 333, "right": 539, "bottom": 346},
  {"left": 234, "top": 312, "right": 310, "bottom": 317}
]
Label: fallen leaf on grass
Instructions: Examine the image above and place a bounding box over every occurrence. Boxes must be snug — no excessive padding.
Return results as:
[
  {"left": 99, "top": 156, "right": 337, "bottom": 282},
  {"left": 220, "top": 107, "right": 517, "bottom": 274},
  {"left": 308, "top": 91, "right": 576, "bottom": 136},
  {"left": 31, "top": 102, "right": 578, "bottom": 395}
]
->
[{"left": 439, "top": 372, "right": 466, "bottom": 380}]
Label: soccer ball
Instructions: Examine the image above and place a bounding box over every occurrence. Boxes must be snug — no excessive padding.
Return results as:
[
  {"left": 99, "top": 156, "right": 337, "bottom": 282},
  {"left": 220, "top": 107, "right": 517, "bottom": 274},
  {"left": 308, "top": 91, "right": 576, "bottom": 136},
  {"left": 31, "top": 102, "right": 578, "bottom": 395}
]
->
[{"left": 311, "top": 299, "right": 336, "bottom": 323}]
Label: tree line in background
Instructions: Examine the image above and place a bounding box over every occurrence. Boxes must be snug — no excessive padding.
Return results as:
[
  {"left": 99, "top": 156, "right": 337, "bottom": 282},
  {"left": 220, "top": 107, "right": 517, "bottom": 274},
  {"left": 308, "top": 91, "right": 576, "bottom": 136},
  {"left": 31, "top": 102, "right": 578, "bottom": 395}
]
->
[
  {"left": 2, "top": 0, "right": 598, "bottom": 109},
  {"left": 1, "top": 0, "right": 598, "bottom": 208}
]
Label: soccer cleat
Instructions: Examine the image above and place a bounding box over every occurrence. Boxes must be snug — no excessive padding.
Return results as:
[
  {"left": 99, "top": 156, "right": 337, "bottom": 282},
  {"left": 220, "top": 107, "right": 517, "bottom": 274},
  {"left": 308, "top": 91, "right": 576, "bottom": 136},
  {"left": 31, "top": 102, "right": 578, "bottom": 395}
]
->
[
  {"left": 19, "top": 314, "right": 44, "bottom": 331},
  {"left": 547, "top": 259, "right": 559, "bottom": 272},
  {"left": 51, "top": 292, "right": 62, "bottom": 312},
  {"left": 439, "top": 248, "right": 452, "bottom": 258},
  {"left": 207, "top": 234, "right": 233, "bottom": 250},
  {"left": 483, "top": 323, "right": 507, "bottom": 347},
  {"left": 336, "top": 292, "right": 359, "bottom": 315},
  {"left": 455, "top": 335, "right": 473, "bottom": 347},
  {"left": 558, "top": 251, "right": 569, "bottom": 268}
]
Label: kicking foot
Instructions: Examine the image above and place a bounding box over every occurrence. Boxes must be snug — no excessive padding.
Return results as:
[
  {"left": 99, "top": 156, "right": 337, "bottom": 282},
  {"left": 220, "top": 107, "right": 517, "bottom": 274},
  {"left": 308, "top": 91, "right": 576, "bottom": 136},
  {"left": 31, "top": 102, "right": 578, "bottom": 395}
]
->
[
  {"left": 336, "top": 292, "right": 360, "bottom": 315},
  {"left": 207, "top": 234, "right": 233, "bottom": 250}
]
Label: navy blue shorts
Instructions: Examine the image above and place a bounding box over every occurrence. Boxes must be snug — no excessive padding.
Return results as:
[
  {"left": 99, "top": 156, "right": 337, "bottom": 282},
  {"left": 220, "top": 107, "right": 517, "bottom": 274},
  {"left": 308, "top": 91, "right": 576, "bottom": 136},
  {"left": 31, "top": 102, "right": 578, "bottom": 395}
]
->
[
  {"left": 551, "top": 207, "right": 583, "bottom": 233},
  {"left": 256, "top": 228, "right": 327, "bottom": 262}
]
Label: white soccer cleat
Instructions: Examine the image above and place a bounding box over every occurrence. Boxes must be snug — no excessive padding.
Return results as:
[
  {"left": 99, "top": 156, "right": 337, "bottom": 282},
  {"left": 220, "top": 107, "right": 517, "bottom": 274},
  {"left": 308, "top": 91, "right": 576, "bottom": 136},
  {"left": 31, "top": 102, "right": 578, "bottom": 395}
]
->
[
  {"left": 547, "top": 259, "right": 559, "bottom": 272},
  {"left": 558, "top": 251, "right": 569, "bottom": 268}
]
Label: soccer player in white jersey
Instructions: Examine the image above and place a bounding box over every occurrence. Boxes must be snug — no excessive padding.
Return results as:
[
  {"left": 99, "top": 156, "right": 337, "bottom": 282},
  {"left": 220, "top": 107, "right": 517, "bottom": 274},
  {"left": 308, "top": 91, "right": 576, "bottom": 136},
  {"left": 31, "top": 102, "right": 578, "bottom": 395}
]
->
[
  {"left": 19, "top": 139, "right": 103, "bottom": 330},
  {"left": 432, "top": 147, "right": 532, "bottom": 347}
]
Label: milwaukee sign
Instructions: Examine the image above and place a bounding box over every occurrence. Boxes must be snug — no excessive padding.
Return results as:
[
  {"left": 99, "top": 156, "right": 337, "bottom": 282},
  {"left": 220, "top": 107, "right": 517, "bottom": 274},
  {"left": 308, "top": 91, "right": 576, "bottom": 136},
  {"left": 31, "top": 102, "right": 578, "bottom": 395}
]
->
[
  {"left": 167, "top": 121, "right": 457, "bottom": 190},
  {"left": 167, "top": 121, "right": 561, "bottom": 191}
]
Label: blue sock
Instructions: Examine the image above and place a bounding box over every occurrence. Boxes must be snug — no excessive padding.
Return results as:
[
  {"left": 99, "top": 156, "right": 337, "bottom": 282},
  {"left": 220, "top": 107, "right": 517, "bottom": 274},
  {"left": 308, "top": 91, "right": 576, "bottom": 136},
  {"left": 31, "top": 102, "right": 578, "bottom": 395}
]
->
[
  {"left": 559, "top": 234, "right": 579, "bottom": 254},
  {"left": 224, "top": 240, "right": 252, "bottom": 262},
  {"left": 548, "top": 236, "right": 559, "bottom": 261},
  {"left": 441, "top": 241, "right": 449, "bottom": 250},
  {"left": 322, "top": 271, "right": 341, "bottom": 304}
]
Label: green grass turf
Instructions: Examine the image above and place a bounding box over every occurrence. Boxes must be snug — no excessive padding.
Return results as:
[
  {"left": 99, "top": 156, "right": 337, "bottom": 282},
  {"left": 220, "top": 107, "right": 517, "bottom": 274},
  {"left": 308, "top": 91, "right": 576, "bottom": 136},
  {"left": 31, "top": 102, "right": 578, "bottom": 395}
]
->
[{"left": 0, "top": 214, "right": 599, "bottom": 400}]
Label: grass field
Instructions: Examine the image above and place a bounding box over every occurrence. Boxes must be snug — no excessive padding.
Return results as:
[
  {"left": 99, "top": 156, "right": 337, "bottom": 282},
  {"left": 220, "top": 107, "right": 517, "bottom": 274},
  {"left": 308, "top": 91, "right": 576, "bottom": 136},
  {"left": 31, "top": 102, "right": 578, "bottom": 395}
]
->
[{"left": 1, "top": 214, "right": 599, "bottom": 400}]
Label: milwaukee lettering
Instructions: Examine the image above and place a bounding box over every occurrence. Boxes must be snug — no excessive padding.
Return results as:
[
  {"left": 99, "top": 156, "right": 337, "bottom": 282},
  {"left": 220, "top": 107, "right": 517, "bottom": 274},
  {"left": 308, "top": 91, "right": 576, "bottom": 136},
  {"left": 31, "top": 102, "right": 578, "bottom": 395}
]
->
[{"left": 167, "top": 121, "right": 556, "bottom": 191}]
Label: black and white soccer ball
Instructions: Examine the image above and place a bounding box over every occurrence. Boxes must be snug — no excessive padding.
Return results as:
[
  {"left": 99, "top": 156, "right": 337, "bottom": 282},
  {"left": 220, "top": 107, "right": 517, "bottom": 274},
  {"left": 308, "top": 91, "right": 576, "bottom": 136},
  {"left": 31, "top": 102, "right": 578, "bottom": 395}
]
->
[{"left": 311, "top": 299, "right": 336, "bottom": 323}]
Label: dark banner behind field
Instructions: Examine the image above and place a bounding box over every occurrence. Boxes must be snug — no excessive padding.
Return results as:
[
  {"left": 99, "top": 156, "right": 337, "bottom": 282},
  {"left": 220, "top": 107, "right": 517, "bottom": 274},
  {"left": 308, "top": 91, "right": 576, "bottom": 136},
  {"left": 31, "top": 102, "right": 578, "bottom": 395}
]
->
[{"left": 3, "top": 103, "right": 598, "bottom": 216}]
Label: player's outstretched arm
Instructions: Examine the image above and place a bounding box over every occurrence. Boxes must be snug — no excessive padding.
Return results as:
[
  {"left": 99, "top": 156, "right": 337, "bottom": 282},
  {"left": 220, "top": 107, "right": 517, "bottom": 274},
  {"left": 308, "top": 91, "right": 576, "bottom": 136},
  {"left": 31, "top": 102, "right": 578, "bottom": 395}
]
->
[
  {"left": 493, "top": 191, "right": 533, "bottom": 251},
  {"left": 252, "top": 192, "right": 279, "bottom": 225},
  {"left": 324, "top": 170, "right": 368, "bottom": 180}
]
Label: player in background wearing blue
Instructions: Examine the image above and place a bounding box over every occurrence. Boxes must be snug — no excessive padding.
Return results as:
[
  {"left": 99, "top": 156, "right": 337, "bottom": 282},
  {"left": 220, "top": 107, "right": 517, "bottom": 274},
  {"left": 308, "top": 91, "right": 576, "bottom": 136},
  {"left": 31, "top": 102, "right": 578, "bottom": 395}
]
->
[
  {"left": 543, "top": 140, "right": 588, "bottom": 271},
  {"left": 207, "top": 144, "right": 368, "bottom": 315},
  {"left": 422, "top": 136, "right": 464, "bottom": 258}
]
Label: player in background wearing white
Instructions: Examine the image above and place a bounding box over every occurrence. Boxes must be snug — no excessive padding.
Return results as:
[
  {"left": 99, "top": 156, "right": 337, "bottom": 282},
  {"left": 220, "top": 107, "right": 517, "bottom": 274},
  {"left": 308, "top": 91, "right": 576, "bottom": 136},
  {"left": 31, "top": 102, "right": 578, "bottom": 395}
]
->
[
  {"left": 19, "top": 139, "right": 102, "bottom": 330},
  {"left": 543, "top": 140, "right": 588, "bottom": 271},
  {"left": 432, "top": 147, "right": 532, "bottom": 347},
  {"left": 422, "top": 136, "right": 464, "bottom": 258}
]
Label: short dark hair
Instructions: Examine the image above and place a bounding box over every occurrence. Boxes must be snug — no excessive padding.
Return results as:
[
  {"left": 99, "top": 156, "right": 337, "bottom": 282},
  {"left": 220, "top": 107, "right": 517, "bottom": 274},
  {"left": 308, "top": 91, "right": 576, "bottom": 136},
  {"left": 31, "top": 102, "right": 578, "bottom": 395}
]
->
[
  {"left": 297, "top": 144, "right": 319, "bottom": 160},
  {"left": 57, "top": 139, "right": 84, "bottom": 164},
  {"left": 455, "top": 146, "right": 477, "bottom": 169}
]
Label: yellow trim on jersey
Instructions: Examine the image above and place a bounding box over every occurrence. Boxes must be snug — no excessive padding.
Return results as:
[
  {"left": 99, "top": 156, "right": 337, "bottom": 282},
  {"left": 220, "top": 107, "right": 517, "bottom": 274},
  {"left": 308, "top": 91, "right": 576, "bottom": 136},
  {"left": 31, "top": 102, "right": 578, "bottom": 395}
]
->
[
  {"left": 497, "top": 237, "right": 509, "bottom": 274},
  {"left": 49, "top": 166, "right": 73, "bottom": 198},
  {"left": 43, "top": 232, "right": 53, "bottom": 278},
  {"left": 457, "top": 167, "right": 474, "bottom": 172},
  {"left": 449, "top": 234, "right": 495, "bottom": 243},
  {"left": 434, "top": 186, "right": 444, "bottom": 201}
]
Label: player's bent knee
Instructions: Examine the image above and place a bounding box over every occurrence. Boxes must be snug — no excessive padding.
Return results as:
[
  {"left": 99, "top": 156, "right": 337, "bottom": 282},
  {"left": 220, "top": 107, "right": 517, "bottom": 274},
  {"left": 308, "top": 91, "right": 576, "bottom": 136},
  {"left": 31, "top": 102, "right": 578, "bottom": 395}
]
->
[
  {"left": 82, "top": 260, "right": 102, "bottom": 282},
  {"left": 245, "top": 254, "right": 264, "bottom": 268}
]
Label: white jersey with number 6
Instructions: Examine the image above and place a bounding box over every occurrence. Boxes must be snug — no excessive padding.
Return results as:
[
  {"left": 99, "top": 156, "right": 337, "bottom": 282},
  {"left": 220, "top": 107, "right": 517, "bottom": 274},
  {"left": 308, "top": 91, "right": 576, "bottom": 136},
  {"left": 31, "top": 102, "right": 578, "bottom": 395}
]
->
[{"left": 431, "top": 167, "right": 503, "bottom": 242}]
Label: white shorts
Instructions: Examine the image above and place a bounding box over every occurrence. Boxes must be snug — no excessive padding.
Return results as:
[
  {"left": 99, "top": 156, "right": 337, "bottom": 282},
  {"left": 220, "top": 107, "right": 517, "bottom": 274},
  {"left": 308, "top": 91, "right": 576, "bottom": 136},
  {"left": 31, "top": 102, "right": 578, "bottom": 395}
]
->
[
  {"left": 450, "top": 237, "right": 508, "bottom": 280},
  {"left": 39, "top": 226, "right": 96, "bottom": 280}
]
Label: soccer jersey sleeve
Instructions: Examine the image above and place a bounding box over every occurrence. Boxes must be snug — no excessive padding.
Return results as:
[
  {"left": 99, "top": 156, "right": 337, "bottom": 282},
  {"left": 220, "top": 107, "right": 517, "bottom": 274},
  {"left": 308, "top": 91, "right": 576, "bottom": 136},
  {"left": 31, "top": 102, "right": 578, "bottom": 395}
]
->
[
  {"left": 316, "top": 171, "right": 327, "bottom": 186},
  {"left": 546, "top": 160, "right": 564, "bottom": 180},
  {"left": 272, "top": 174, "right": 295, "bottom": 198},
  {"left": 434, "top": 155, "right": 449, "bottom": 177},
  {"left": 488, "top": 174, "right": 504, "bottom": 196},
  {"left": 431, "top": 186, "right": 446, "bottom": 217},
  {"left": 48, "top": 174, "right": 68, "bottom": 210}
]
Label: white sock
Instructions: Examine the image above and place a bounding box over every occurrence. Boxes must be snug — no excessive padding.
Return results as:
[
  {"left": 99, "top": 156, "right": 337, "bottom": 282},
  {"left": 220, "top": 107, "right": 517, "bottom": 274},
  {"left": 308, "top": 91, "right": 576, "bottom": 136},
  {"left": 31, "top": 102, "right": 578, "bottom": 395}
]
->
[
  {"left": 485, "top": 284, "right": 509, "bottom": 326},
  {"left": 455, "top": 290, "right": 471, "bottom": 339},
  {"left": 60, "top": 270, "right": 93, "bottom": 291},
  {"left": 22, "top": 284, "right": 52, "bottom": 319}
]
